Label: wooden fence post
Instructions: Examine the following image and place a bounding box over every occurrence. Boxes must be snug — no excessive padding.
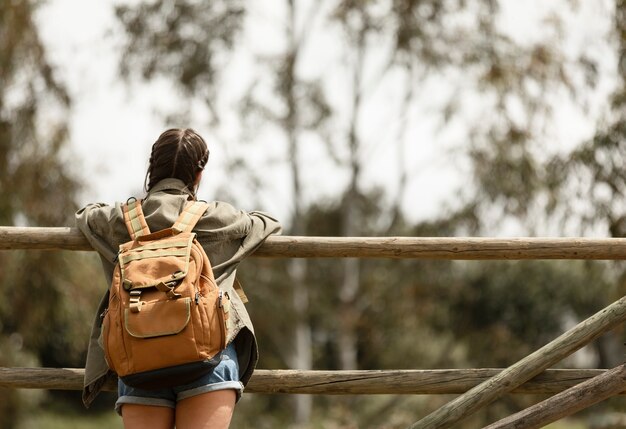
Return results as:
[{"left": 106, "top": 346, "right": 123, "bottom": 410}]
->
[{"left": 408, "top": 295, "right": 626, "bottom": 429}]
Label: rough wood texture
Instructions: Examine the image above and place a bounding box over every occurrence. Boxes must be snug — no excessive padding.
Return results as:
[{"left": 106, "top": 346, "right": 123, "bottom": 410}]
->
[
  {"left": 2, "top": 227, "right": 626, "bottom": 259},
  {"left": 0, "top": 367, "right": 613, "bottom": 394},
  {"left": 0, "top": 227, "right": 88, "bottom": 251},
  {"left": 484, "top": 364, "right": 626, "bottom": 429},
  {"left": 257, "top": 236, "right": 626, "bottom": 260},
  {"left": 408, "top": 295, "right": 626, "bottom": 429}
]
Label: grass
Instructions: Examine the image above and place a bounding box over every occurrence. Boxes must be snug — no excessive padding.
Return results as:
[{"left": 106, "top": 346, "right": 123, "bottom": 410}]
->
[{"left": 18, "top": 408, "right": 122, "bottom": 429}]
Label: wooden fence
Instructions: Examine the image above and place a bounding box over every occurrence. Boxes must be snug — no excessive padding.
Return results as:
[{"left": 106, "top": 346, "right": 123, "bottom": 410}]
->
[{"left": 1, "top": 226, "right": 626, "bottom": 428}]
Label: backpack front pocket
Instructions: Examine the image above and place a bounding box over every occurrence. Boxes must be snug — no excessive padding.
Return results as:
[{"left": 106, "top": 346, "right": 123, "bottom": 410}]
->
[{"left": 125, "top": 297, "right": 191, "bottom": 338}]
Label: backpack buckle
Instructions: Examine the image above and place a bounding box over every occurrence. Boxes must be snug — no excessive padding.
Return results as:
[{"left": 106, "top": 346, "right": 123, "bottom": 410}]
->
[
  {"left": 129, "top": 290, "right": 143, "bottom": 313},
  {"left": 155, "top": 281, "right": 182, "bottom": 299}
]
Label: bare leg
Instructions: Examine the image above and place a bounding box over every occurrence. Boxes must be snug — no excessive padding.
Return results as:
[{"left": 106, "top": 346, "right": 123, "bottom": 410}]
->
[
  {"left": 175, "top": 389, "right": 236, "bottom": 429},
  {"left": 121, "top": 404, "right": 175, "bottom": 429}
]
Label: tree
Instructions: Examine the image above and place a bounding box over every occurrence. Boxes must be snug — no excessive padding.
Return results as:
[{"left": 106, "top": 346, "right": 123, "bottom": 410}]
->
[
  {"left": 112, "top": 0, "right": 624, "bottom": 426},
  {"left": 238, "top": 1, "right": 330, "bottom": 421},
  {"left": 555, "top": 0, "right": 625, "bottom": 237},
  {"left": 0, "top": 1, "right": 89, "bottom": 426}
]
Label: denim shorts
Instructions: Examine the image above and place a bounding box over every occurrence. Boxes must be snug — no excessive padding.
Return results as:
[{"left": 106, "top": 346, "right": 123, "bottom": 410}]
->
[{"left": 115, "top": 343, "right": 243, "bottom": 415}]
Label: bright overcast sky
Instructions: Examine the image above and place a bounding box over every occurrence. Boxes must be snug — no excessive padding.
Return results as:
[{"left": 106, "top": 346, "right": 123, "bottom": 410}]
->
[{"left": 36, "top": 0, "right": 616, "bottom": 228}]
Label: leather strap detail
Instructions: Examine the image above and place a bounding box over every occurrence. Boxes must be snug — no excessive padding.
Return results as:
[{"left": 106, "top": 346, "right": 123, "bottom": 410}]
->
[{"left": 234, "top": 278, "right": 248, "bottom": 304}]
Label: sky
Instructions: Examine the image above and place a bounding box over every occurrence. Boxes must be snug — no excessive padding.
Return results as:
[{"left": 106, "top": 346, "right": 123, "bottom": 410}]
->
[{"left": 36, "top": 0, "right": 617, "bottom": 229}]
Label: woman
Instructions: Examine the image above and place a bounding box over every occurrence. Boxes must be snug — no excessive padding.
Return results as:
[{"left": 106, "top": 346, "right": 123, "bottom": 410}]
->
[{"left": 76, "top": 128, "right": 281, "bottom": 428}]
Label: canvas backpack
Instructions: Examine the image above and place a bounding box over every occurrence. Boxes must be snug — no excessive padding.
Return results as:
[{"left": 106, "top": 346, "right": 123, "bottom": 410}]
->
[{"left": 101, "top": 198, "right": 231, "bottom": 389}]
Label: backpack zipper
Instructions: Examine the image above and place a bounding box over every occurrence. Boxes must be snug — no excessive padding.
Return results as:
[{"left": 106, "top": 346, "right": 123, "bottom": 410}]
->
[{"left": 217, "top": 291, "right": 227, "bottom": 349}]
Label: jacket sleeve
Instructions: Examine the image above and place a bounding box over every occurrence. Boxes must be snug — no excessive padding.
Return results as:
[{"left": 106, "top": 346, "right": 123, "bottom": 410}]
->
[
  {"left": 75, "top": 203, "right": 127, "bottom": 265},
  {"left": 244, "top": 210, "right": 282, "bottom": 253},
  {"left": 218, "top": 210, "right": 281, "bottom": 283},
  {"left": 195, "top": 202, "right": 281, "bottom": 281}
]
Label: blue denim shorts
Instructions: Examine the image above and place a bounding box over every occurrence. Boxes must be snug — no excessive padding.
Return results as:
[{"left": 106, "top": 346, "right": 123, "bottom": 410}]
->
[{"left": 115, "top": 343, "right": 243, "bottom": 415}]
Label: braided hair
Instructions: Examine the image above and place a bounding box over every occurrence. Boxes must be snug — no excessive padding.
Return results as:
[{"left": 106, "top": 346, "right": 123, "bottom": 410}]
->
[{"left": 144, "top": 128, "right": 209, "bottom": 197}]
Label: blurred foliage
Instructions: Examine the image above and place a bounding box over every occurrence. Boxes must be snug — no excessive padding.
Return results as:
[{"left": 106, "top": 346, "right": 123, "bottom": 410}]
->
[
  {"left": 0, "top": 0, "right": 109, "bottom": 427},
  {"left": 240, "top": 194, "right": 623, "bottom": 427},
  {"left": 0, "top": 0, "right": 624, "bottom": 428},
  {"left": 445, "top": 260, "right": 616, "bottom": 366},
  {"left": 113, "top": 0, "right": 625, "bottom": 426},
  {"left": 115, "top": 0, "right": 245, "bottom": 125},
  {"left": 17, "top": 401, "right": 122, "bottom": 429},
  {"left": 550, "top": 0, "right": 625, "bottom": 236}
]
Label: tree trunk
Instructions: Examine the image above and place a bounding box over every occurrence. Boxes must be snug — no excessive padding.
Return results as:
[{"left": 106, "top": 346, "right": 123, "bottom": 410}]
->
[
  {"left": 287, "top": 258, "right": 312, "bottom": 422},
  {"left": 336, "top": 14, "right": 367, "bottom": 372},
  {"left": 284, "top": 1, "right": 312, "bottom": 421}
]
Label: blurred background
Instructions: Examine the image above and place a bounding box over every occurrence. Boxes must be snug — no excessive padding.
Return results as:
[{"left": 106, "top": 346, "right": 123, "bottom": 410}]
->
[{"left": 0, "top": 0, "right": 625, "bottom": 427}]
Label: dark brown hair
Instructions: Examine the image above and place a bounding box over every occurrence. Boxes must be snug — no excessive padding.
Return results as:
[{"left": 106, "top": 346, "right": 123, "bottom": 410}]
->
[{"left": 144, "top": 128, "right": 209, "bottom": 196}]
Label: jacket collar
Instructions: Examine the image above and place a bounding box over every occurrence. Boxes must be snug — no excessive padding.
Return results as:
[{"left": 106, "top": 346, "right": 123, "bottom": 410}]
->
[{"left": 147, "top": 178, "right": 195, "bottom": 198}]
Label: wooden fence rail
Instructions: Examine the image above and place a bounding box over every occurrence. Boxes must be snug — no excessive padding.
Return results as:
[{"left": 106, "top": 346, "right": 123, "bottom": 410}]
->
[
  {"left": 484, "top": 363, "right": 626, "bottom": 429},
  {"left": 2, "top": 226, "right": 625, "bottom": 428},
  {"left": 0, "top": 367, "right": 614, "bottom": 395},
  {"left": 409, "top": 295, "right": 626, "bottom": 429},
  {"left": 2, "top": 227, "right": 626, "bottom": 259}
]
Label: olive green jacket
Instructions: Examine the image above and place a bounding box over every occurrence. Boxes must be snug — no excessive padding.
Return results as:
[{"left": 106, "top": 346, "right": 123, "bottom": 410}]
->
[{"left": 75, "top": 178, "right": 281, "bottom": 407}]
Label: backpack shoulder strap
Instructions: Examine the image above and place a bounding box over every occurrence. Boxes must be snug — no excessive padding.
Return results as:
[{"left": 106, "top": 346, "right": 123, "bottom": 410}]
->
[
  {"left": 122, "top": 198, "right": 151, "bottom": 240},
  {"left": 173, "top": 201, "right": 210, "bottom": 233}
]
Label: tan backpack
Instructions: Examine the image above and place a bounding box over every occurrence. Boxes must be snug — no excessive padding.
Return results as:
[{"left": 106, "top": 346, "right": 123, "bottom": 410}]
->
[{"left": 101, "top": 198, "right": 230, "bottom": 389}]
